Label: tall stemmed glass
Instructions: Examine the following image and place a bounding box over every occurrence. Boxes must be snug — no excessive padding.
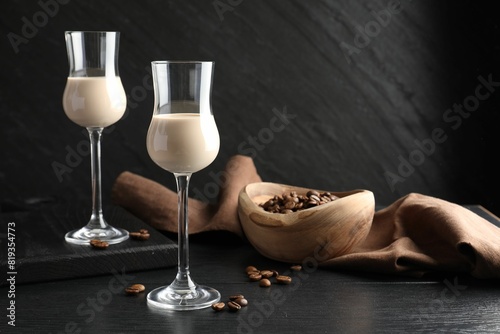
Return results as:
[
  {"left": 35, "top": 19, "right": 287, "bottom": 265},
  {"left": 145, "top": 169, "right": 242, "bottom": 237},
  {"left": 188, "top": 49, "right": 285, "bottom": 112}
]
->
[
  {"left": 146, "top": 61, "right": 221, "bottom": 310},
  {"left": 62, "top": 31, "right": 129, "bottom": 245}
]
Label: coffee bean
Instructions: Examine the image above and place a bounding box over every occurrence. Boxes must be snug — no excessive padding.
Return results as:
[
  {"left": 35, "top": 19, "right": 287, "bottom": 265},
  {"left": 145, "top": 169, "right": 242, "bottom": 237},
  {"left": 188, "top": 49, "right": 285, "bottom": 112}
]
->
[
  {"left": 129, "top": 284, "right": 146, "bottom": 292},
  {"left": 271, "top": 269, "right": 279, "bottom": 277},
  {"left": 229, "top": 294, "right": 245, "bottom": 301},
  {"left": 249, "top": 273, "right": 262, "bottom": 281},
  {"left": 234, "top": 297, "right": 248, "bottom": 307},
  {"left": 212, "top": 302, "right": 225, "bottom": 311},
  {"left": 290, "top": 265, "right": 302, "bottom": 271},
  {"left": 227, "top": 301, "right": 241, "bottom": 311},
  {"left": 125, "top": 283, "right": 145, "bottom": 295},
  {"left": 260, "top": 270, "right": 273, "bottom": 278},
  {"left": 262, "top": 200, "right": 273, "bottom": 209},
  {"left": 276, "top": 275, "right": 292, "bottom": 285},
  {"left": 259, "top": 278, "right": 271, "bottom": 287},
  {"left": 90, "top": 239, "right": 109, "bottom": 249},
  {"left": 125, "top": 287, "right": 140, "bottom": 295},
  {"left": 130, "top": 231, "right": 150, "bottom": 240},
  {"left": 306, "top": 200, "right": 318, "bottom": 207},
  {"left": 309, "top": 194, "right": 321, "bottom": 202},
  {"left": 306, "top": 190, "right": 320, "bottom": 197},
  {"left": 245, "top": 266, "right": 258, "bottom": 274},
  {"left": 129, "top": 284, "right": 145, "bottom": 292}
]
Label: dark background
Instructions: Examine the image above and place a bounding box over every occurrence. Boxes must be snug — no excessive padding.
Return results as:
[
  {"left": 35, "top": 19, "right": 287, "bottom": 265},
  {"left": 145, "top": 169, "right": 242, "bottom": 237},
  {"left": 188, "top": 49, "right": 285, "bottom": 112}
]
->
[{"left": 1, "top": 0, "right": 499, "bottom": 216}]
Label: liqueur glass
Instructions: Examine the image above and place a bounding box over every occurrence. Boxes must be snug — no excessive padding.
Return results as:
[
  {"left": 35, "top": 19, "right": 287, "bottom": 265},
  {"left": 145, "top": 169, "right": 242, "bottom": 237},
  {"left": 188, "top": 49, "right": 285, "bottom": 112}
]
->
[
  {"left": 146, "top": 61, "right": 221, "bottom": 310},
  {"left": 62, "top": 31, "right": 128, "bottom": 244}
]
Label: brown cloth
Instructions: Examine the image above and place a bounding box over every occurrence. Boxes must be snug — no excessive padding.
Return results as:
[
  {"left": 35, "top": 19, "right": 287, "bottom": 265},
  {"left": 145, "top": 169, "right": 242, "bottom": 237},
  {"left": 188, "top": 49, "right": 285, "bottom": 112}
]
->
[
  {"left": 323, "top": 193, "right": 500, "bottom": 278},
  {"left": 112, "top": 155, "right": 500, "bottom": 279},
  {"left": 111, "top": 155, "right": 262, "bottom": 238}
]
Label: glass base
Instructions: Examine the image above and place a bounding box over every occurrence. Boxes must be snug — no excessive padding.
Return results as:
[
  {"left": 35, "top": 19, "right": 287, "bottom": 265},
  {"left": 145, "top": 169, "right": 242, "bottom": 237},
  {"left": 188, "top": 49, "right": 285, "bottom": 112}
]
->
[
  {"left": 147, "top": 284, "right": 221, "bottom": 311},
  {"left": 65, "top": 225, "right": 129, "bottom": 245}
]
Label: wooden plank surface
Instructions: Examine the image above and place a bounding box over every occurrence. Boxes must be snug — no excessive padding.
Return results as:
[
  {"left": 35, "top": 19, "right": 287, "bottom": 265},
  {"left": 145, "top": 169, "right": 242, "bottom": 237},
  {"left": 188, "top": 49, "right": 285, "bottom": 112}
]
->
[{"left": 0, "top": 205, "right": 498, "bottom": 333}]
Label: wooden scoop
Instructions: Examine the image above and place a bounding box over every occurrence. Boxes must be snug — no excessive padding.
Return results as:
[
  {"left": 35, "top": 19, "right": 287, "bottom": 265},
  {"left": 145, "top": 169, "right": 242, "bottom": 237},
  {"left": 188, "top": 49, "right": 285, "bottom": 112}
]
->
[{"left": 238, "top": 182, "right": 375, "bottom": 263}]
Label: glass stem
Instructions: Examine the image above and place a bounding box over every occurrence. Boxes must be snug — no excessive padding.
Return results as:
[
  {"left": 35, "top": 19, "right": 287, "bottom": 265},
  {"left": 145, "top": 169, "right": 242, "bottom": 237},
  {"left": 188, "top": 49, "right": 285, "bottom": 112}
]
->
[
  {"left": 87, "top": 127, "right": 107, "bottom": 229},
  {"left": 172, "top": 173, "right": 196, "bottom": 292}
]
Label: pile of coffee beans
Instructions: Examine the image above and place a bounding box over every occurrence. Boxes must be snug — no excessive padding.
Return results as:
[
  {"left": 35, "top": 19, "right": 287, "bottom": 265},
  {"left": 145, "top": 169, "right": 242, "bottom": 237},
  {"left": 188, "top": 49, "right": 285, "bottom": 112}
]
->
[{"left": 259, "top": 190, "right": 339, "bottom": 214}]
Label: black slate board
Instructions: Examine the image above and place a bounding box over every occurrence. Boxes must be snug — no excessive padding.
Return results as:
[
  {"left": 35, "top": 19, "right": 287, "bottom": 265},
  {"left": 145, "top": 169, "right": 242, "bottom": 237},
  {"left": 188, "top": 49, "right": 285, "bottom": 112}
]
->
[{"left": 0, "top": 205, "right": 177, "bottom": 286}]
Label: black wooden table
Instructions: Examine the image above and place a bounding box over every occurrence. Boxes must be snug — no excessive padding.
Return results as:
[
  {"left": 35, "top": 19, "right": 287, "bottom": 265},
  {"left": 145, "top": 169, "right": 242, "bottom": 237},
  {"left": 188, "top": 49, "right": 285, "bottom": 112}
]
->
[{"left": 1, "top": 208, "right": 500, "bottom": 333}]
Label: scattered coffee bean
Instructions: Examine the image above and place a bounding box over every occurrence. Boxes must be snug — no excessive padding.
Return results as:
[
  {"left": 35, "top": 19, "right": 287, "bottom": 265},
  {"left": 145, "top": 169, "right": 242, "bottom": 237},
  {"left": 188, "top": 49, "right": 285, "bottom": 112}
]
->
[
  {"left": 249, "top": 273, "right": 262, "bottom": 281},
  {"left": 227, "top": 301, "right": 242, "bottom": 311},
  {"left": 129, "top": 284, "right": 145, "bottom": 292},
  {"left": 245, "top": 266, "right": 258, "bottom": 274},
  {"left": 90, "top": 239, "right": 109, "bottom": 249},
  {"left": 259, "top": 278, "right": 271, "bottom": 287},
  {"left": 229, "top": 294, "right": 245, "bottom": 301},
  {"left": 259, "top": 189, "right": 339, "bottom": 214},
  {"left": 129, "top": 231, "right": 150, "bottom": 240},
  {"left": 124, "top": 283, "right": 145, "bottom": 295},
  {"left": 212, "top": 302, "right": 225, "bottom": 311},
  {"left": 260, "top": 270, "right": 273, "bottom": 278},
  {"left": 219, "top": 264, "right": 317, "bottom": 318},
  {"left": 247, "top": 270, "right": 260, "bottom": 275},
  {"left": 234, "top": 297, "right": 248, "bottom": 307},
  {"left": 125, "top": 287, "right": 140, "bottom": 295},
  {"left": 276, "top": 275, "right": 292, "bottom": 285}
]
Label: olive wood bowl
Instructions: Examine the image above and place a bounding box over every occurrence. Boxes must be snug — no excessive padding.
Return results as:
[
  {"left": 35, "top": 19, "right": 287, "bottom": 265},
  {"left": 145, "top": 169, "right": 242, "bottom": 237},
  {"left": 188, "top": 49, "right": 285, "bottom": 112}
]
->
[{"left": 238, "top": 182, "right": 375, "bottom": 263}]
